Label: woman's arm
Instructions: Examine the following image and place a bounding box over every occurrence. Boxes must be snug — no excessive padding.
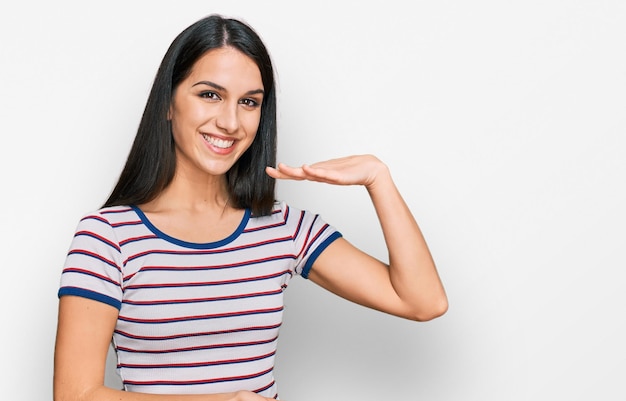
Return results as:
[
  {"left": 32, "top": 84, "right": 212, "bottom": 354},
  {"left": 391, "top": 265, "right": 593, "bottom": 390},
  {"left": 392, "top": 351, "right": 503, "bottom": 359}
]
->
[
  {"left": 266, "top": 154, "right": 448, "bottom": 321},
  {"left": 54, "top": 296, "right": 275, "bottom": 401}
]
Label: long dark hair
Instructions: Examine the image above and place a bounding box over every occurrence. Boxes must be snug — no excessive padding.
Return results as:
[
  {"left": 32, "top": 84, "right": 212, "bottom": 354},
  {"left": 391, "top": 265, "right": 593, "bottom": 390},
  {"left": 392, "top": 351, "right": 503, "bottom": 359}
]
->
[{"left": 103, "top": 14, "right": 277, "bottom": 216}]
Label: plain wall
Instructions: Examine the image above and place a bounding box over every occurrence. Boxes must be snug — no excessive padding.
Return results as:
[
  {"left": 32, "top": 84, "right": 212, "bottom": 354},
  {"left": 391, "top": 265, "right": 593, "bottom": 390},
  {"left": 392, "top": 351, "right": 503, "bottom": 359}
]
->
[{"left": 1, "top": 1, "right": 624, "bottom": 400}]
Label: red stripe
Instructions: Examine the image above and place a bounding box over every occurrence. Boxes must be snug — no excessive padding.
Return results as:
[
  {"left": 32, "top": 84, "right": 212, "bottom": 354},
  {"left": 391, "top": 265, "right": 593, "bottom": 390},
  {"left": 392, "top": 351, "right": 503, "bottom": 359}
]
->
[
  {"left": 118, "top": 306, "right": 283, "bottom": 324},
  {"left": 67, "top": 249, "right": 120, "bottom": 271},
  {"left": 75, "top": 230, "right": 120, "bottom": 251},
  {"left": 114, "top": 323, "right": 281, "bottom": 340},
  {"left": 119, "top": 350, "right": 276, "bottom": 369},
  {"left": 123, "top": 269, "right": 292, "bottom": 290},
  {"left": 123, "top": 367, "right": 273, "bottom": 386},
  {"left": 116, "top": 336, "right": 278, "bottom": 353},
  {"left": 62, "top": 267, "right": 120, "bottom": 285},
  {"left": 124, "top": 236, "right": 294, "bottom": 264},
  {"left": 123, "top": 289, "right": 283, "bottom": 305}
]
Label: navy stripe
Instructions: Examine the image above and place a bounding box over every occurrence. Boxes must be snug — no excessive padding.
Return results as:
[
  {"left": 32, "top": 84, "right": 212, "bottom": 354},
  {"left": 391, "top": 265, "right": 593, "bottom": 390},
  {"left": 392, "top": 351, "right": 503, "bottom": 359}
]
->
[
  {"left": 119, "top": 350, "right": 276, "bottom": 369},
  {"left": 123, "top": 367, "right": 273, "bottom": 386},
  {"left": 114, "top": 323, "right": 281, "bottom": 341},
  {"left": 119, "top": 234, "right": 158, "bottom": 246},
  {"left": 301, "top": 231, "right": 343, "bottom": 279},
  {"left": 124, "top": 270, "right": 291, "bottom": 290},
  {"left": 117, "top": 336, "right": 278, "bottom": 353},
  {"left": 75, "top": 230, "right": 120, "bottom": 252},
  {"left": 58, "top": 286, "right": 122, "bottom": 309},
  {"left": 118, "top": 306, "right": 283, "bottom": 324},
  {"left": 132, "top": 205, "right": 251, "bottom": 249},
  {"left": 67, "top": 249, "right": 121, "bottom": 271},
  {"left": 101, "top": 207, "right": 134, "bottom": 214},
  {"left": 61, "top": 267, "right": 120, "bottom": 286},
  {"left": 123, "top": 236, "right": 294, "bottom": 264},
  {"left": 125, "top": 254, "right": 295, "bottom": 275},
  {"left": 122, "top": 289, "right": 282, "bottom": 306}
]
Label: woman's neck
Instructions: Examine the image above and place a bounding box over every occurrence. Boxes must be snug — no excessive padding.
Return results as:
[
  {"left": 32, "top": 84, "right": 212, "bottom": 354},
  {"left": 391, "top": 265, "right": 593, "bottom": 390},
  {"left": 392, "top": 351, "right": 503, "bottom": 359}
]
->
[{"left": 142, "top": 170, "right": 229, "bottom": 214}]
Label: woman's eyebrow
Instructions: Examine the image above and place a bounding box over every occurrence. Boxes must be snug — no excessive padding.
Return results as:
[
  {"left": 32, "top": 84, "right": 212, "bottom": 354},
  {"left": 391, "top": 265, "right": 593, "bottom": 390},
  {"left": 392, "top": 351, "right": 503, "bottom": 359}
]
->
[
  {"left": 192, "top": 80, "right": 264, "bottom": 96},
  {"left": 245, "top": 88, "right": 265, "bottom": 96},
  {"left": 192, "top": 80, "right": 226, "bottom": 91}
]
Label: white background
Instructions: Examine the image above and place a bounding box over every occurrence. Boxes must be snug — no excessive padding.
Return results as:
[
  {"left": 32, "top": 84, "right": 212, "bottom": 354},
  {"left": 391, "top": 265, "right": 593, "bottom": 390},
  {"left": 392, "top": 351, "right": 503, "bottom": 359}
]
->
[{"left": 1, "top": 1, "right": 625, "bottom": 400}]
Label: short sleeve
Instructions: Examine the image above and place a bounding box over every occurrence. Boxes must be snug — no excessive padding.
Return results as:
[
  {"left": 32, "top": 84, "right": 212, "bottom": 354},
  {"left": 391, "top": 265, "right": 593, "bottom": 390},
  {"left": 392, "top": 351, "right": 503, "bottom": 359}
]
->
[
  {"left": 58, "top": 211, "right": 124, "bottom": 309},
  {"left": 285, "top": 203, "right": 342, "bottom": 279}
]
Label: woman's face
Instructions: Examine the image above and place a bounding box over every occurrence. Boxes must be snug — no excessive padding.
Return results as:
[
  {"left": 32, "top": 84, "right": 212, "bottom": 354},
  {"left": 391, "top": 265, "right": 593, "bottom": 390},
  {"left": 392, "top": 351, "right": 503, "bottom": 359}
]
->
[{"left": 169, "top": 46, "right": 264, "bottom": 179}]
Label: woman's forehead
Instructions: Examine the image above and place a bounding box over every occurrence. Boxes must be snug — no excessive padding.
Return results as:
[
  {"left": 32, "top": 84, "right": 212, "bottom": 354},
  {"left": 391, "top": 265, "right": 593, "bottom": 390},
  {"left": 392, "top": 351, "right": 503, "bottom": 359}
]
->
[{"left": 185, "top": 47, "right": 263, "bottom": 92}]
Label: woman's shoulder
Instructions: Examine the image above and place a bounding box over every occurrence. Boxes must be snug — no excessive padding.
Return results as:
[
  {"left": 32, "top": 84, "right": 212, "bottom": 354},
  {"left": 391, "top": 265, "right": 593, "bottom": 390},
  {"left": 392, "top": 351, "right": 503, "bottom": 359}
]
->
[
  {"left": 250, "top": 200, "right": 332, "bottom": 229},
  {"left": 74, "top": 205, "right": 140, "bottom": 227},
  {"left": 248, "top": 200, "right": 305, "bottom": 225},
  {"left": 257, "top": 200, "right": 313, "bottom": 218}
]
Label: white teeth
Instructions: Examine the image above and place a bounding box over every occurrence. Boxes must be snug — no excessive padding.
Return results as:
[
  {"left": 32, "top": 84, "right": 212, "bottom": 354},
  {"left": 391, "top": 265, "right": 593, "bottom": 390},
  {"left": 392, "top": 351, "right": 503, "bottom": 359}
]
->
[{"left": 202, "top": 134, "right": 234, "bottom": 149}]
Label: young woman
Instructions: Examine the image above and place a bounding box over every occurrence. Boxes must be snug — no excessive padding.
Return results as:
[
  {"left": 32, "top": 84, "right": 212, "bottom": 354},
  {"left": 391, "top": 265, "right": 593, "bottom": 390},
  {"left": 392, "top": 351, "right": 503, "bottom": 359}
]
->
[{"left": 54, "top": 14, "right": 447, "bottom": 401}]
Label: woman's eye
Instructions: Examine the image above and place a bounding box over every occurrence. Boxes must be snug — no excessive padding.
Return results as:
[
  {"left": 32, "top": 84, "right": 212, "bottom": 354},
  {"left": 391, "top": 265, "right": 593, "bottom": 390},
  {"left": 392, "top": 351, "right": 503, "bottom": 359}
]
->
[
  {"left": 199, "top": 91, "right": 220, "bottom": 100},
  {"left": 240, "top": 98, "right": 260, "bottom": 108}
]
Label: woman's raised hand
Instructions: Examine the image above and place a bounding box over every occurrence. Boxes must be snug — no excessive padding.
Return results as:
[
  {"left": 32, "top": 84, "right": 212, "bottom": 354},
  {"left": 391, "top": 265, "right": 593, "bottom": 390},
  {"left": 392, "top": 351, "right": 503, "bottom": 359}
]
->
[{"left": 266, "top": 154, "right": 389, "bottom": 189}]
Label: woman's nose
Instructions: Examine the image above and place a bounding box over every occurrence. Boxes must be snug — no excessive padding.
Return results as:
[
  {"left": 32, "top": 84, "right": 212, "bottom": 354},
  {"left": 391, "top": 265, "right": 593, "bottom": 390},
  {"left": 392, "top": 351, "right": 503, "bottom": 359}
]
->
[{"left": 215, "top": 102, "right": 239, "bottom": 133}]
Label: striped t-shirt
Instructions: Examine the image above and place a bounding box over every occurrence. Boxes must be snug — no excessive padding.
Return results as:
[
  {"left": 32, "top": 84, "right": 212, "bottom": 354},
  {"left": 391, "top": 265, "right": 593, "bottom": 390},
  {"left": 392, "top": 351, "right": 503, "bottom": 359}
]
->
[{"left": 58, "top": 201, "right": 341, "bottom": 398}]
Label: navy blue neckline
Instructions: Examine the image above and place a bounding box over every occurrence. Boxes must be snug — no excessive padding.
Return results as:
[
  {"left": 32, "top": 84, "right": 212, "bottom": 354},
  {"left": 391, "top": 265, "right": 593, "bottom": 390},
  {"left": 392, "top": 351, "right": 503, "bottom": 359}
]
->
[{"left": 130, "top": 205, "right": 251, "bottom": 249}]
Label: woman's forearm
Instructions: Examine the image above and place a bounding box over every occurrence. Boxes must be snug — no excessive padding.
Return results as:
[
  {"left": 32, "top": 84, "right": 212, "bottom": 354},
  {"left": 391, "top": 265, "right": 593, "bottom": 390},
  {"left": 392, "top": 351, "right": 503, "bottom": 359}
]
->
[{"left": 366, "top": 162, "right": 448, "bottom": 321}]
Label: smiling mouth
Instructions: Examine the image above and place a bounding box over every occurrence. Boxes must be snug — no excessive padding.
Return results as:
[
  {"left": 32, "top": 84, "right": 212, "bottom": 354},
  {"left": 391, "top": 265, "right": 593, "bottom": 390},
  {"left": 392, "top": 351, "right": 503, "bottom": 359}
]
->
[{"left": 202, "top": 134, "right": 235, "bottom": 149}]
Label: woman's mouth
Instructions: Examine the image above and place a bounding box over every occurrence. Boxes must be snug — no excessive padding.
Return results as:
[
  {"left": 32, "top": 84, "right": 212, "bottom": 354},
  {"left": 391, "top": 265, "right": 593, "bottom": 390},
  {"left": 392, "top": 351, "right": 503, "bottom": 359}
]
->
[{"left": 202, "top": 134, "right": 234, "bottom": 149}]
